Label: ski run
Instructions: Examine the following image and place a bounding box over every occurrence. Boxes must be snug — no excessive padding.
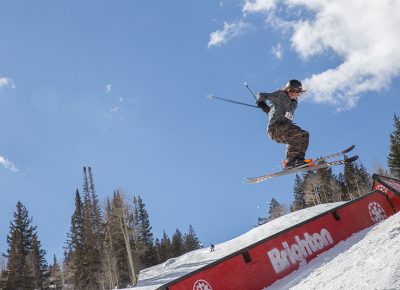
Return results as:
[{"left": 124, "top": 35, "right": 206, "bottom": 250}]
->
[{"left": 127, "top": 203, "right": 400, "bottom": 290}]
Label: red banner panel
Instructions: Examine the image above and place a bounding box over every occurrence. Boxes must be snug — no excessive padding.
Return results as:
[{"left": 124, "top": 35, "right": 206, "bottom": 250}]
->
[{"left": 163, "top": 190, "right": 397, "bottom": 290}]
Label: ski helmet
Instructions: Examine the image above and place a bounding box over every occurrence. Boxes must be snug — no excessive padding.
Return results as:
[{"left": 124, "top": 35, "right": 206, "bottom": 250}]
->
[{"left": 284, "top": 79, "right": 305, "bottom": 92}]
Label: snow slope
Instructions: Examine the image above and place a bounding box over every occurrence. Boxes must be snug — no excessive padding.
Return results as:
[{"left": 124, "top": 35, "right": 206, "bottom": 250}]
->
[
  {"left": 269, "top": 210, "right": 400, "bottom": 290},
  {"left": 128, "top": 203, "right": 400, "bottom": 290},
  {"left": 129, "top": 203, "right": 344, "bottom": 289}
]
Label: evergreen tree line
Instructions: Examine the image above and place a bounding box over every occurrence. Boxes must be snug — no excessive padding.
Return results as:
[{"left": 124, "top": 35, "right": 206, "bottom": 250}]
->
[
  {"left": 1, "top": 167, "right": 201, "bottom": 290},
  {"left": 258, "top": 113, "right": 400, "bottom": 224},
  {"left": 61, "top": 167, "right": 202, "bottom": 289},
  {"left": 290, "top": 158, "right": 371, "bottom": 212}
]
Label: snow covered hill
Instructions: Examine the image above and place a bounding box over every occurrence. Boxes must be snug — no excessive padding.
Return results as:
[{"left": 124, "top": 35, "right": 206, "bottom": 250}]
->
[{"left": 126, "top": 201, "right": 400, "bottom": 290}]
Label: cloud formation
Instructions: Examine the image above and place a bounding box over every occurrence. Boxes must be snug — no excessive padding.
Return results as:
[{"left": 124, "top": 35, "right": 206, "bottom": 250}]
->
[
  {"left": 212, "top": 0, "right": 400, "bottom": 109},
  {"left": 106, "top": 84, "right": 112, "bottom": 94},
  {"left": 0, "top": 77, "right": 15, "bottom": 89},
  {"left": 271, "top": 43, "right": 283, "bottom": 60},
  {"left": 0, "top": 155, "right": 18, "bottom": 172},
  {"left": 208, "top": 21, "right": 249, "bottom": 48}
]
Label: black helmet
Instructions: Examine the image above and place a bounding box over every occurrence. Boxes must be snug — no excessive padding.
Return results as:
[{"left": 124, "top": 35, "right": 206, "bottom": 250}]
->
[{"left": 284, "top": 79, "right": 306, "bottom": 92}]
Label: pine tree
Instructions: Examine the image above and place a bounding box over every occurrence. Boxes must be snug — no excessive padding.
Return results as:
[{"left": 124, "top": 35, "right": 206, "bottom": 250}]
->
[
  {"left": 354, "top": 162, "right": 371, "bottom": 195},
  {"left": 337, "top": 173, "right": 351, "bottom": 201},
  {"left": 49, "top": 255, "right": 63, "bottom": 290},
  {"left": 388, "top": 113, "right": 400, "bottom": 178},
  {"left": 134, "top": 196, "right": 158, "bottom": 268},
  {"left": 5, "top": 230, "right": 30, "bottom": 289},
  {"left": 0, "top": 256, "right": 7, "bottom": 289},
  {"left": 103, "top": 196, "right": 121, "bottom": 288},
  {"left": 158, "top": 231, "right": 172, "bottom": 262},
  {"left": 81, "top": 167, "right": 103, "bottom": 290},
  {"left": 344, "top": 159, "right": 358, "bottom": 199},
  {"left": 29, "top": 233, "right": 49, "bottom": 289},
  {"left": 267, "top": 198, "right": 286, "bottom": 221},
  {"left": 171, "top": 229, "right": 184, "bottom": 257},
  {"left": 184, "top": 225, "right": 201, "bottom": 252},
  {"left": 87, "top": 167, "right": 103, "bottom": 236},
  {"left": 292, "top": 174, "right": 306, "bottom": 211},
  {"left": 66, "top": 189, "right": 87, "bottom": 289},
  {"left": 314, "top": 167, "right": 339, "bottom": 203},
  {"left": 4, "top": 201, "right": 45, "bottom": 290}
]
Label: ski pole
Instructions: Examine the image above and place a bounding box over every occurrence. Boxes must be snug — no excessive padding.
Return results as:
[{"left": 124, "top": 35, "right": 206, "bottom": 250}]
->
[
  {"left": 207, "top": 95, "right": 258, "bottom": 108},
  {"left": 244, "top": 82, "right": 270, "bottom": 113},
  {"left": 244, "top": 82, "right": 257, "bottom": 100}
]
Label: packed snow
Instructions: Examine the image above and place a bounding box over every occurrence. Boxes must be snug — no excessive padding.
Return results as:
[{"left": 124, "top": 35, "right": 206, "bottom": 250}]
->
[
  {"left": 268, "top": 210, "right": 400, "bottom": 290},
  {"left": 127, "top": 203, "right": 400, "bottom": 290}
]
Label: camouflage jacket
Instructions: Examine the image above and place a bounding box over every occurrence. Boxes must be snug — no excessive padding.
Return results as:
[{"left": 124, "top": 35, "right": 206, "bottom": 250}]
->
[{"left": 256, "top": 90, "right": 298, "bottom": 128}]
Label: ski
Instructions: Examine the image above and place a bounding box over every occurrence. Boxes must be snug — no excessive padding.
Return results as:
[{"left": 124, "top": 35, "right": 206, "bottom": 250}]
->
[
  {"left": 245, "top": 155, "right": 359, "bottom": 184},
  {"left": 245, "top": 145, "right": 355, "bottom": 183},
  {"left": 292, "top": 144, "right": 355, "bottom": 171}
]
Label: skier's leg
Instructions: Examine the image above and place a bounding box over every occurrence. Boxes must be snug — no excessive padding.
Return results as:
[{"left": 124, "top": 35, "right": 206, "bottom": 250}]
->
[
  {"left": 298, "top": 129, "right": 309, "bottom": 159},
  {"left": 285, "top": 123, "right": 309, "bottom": 161},
  {"left": 268, "top": 123, "right": 296, "bottom": 162},
  {"left": 269, "top": 123, "right": 308, "bottom": 163}
]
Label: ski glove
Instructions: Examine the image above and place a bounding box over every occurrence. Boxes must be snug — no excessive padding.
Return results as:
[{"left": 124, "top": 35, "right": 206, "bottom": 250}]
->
[{"left": 257, "top": 101, "right": 270, "bottom": 113}]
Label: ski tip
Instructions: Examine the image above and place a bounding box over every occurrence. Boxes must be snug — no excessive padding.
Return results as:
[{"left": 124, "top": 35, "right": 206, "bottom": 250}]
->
[
  {"left": 244, "top": 177, "right": 255, "bottom": 184},
  {"left": 244, "top": 177, "right": 264, "bottom": 184},
  {"left": 345, "top": 144, "right": 356, "bottom": 152},
  {"left": 347, "top": 155, "right": 359, "bottom": 162}
]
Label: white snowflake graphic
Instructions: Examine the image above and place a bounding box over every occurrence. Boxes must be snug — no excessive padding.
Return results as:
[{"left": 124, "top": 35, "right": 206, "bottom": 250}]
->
[
  {"left": 193, "top": 279, "right": 212, "bottom": 290},
  {"left": 368, "top": 202, "right": 387, "bottom": 223}
]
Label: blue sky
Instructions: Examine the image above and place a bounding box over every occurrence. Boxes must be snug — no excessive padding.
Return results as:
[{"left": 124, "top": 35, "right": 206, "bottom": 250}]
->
[{"left": 1, "top": 0, "right": 399, "bottom": 262}]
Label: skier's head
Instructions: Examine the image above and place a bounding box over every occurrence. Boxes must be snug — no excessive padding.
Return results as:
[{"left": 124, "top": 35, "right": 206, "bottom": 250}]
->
[{"left": 284, "top": 79, "right": 306, "bottom": 100}]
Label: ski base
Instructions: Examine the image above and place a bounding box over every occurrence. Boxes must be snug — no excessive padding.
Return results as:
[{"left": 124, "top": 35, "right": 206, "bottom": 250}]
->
[{"left": 245, "top": 155, "right": 359, "bottom": 184}]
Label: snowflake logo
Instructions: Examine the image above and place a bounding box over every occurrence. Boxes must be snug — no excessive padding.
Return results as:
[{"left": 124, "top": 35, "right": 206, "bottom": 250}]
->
[
  {"left": 368, "top": 202, "right": 387, "bottom": 223},
  {"left": 193, "top": 279, "right": 212, "bottom": 290}
]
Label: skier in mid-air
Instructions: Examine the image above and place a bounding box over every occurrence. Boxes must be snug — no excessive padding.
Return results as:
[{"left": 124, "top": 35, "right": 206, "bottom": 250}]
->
[{"left": 256, "top": 79, "right": 309, "bottom": 170}]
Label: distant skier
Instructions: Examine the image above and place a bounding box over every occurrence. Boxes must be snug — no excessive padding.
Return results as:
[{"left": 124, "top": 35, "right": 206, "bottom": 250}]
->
[{"left": 256, "top": 79, "right": 309, "bottom": 169}]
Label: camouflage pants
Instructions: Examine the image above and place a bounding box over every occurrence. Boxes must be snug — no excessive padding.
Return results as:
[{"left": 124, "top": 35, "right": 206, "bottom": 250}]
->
[{"left": 268, "top": 122, "right": 309, "bottom": 162}]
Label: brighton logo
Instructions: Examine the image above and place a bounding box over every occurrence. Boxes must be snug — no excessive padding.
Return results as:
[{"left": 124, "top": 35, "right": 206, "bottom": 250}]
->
[
  {"left": 267, "top": 228, "right": 334, "bottom": 274},
  {"left": 368, "top": 202, "right": 387, "bottom": 223},
  {"left": 193, "top": 279, "right": 212, "bottom": 290}
]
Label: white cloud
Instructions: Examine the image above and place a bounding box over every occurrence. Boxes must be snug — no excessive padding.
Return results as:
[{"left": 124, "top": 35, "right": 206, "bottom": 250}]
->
[
  {"left": 243, "top": 0, "right": 277, "bottom": 14},
  {"left": 208, "top": 21, "right": 249, "bottom": 48},
  {"left": 0, "top": 155, "right": 18, "bottom": 172},
  {"left": 106, "top": 84, "right": 112, "bottom": 93},
  {"left": 232, "top": 0, "right": 400, "bottom": 109},
  {"left": 0, "top": 77, "right": 16, "bottom": 89},
  {"left": 110, "top": 106, "right": 119, "bottom": 114},
  {"left": 271, "top": 43, "right": 283, "bottom": 59}
]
